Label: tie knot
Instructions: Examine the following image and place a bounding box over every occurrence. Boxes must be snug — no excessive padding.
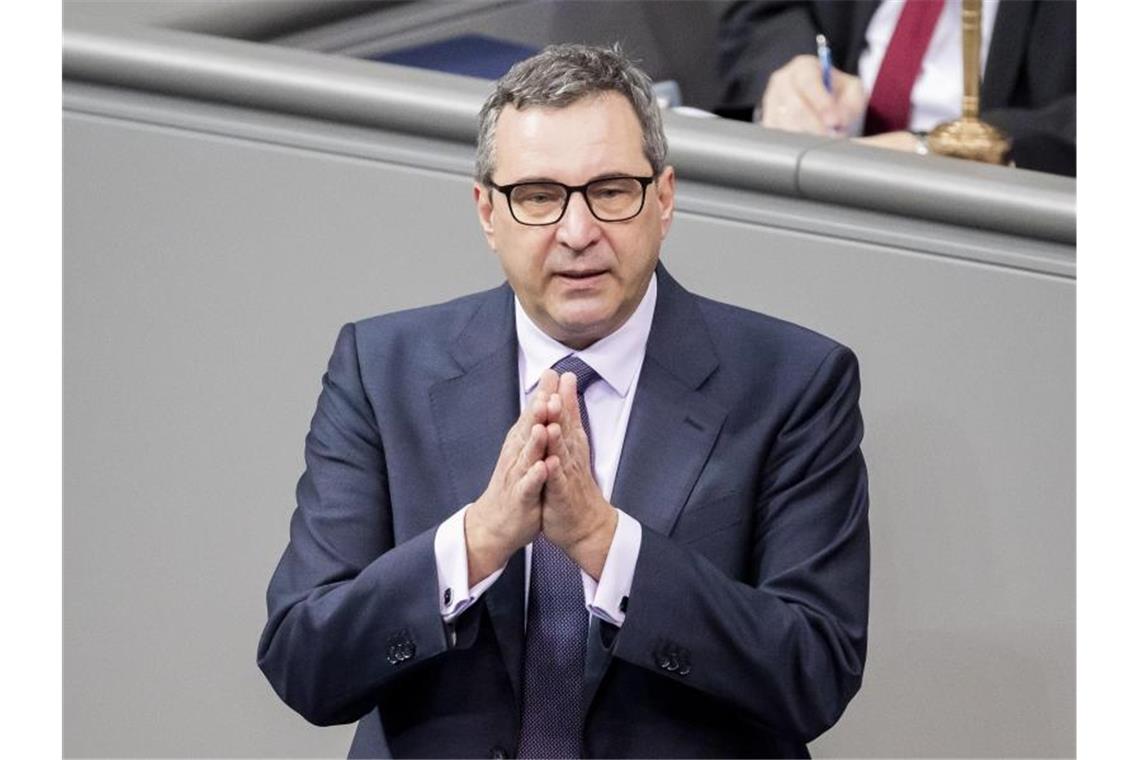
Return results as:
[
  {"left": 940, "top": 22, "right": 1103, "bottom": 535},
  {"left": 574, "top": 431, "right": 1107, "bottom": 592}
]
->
[{"left": 551, "top": 355, "right": 600, "bottom": 395}]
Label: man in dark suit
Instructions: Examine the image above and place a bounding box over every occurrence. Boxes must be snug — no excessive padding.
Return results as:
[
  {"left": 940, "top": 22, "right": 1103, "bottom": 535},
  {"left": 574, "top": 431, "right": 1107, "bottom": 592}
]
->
[
  {"left": 258, "top": 44, "right": 869, "bottom": 758},
  {"left": 717, "top": 0, "right": 1076, "bottom": 175}
]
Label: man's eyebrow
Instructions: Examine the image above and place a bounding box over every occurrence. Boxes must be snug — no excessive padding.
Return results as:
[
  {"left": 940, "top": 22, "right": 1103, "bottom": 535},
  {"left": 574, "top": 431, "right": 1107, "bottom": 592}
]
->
[
  {"left": 588, "top": 171, "right": 651, "bottom": 181},
  {"left": 505, "top": 175, "right": 561, "bottom": 184},
  {"left": 504, "top": 171, "right": 650, "bottom": 185}
]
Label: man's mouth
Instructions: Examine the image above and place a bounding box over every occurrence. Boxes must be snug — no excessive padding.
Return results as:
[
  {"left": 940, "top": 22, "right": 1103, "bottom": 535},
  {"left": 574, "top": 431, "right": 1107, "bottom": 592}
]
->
[{"left": 555, "top": 269, "right": 608, "bottom": 280}]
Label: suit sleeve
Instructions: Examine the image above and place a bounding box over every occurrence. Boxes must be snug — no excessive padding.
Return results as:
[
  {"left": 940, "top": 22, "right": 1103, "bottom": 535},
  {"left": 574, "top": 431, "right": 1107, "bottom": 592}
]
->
[
  {"left": 717, "top": 1, "right": 821, "bottom": 115},
  {"left": 611, "top": 345, "right": 870, "bottom": 742},
  {"left": 256, "top": 323, "right": 451, "bottom": 727},
  {"left": 982, "top": 95, "right": 1075, "bottom": 176}
]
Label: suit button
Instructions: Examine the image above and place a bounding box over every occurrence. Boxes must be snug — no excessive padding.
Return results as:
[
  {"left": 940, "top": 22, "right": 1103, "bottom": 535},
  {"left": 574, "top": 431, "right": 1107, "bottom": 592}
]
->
[
  {"left": 490, "top": 746, "right": 509, "bottom": 759},
  {"left": 677, "top": 648, "right": 691, "bottom": 676},
  {"left": 386, "top": 632, "right": 416, "bottom": 665}
]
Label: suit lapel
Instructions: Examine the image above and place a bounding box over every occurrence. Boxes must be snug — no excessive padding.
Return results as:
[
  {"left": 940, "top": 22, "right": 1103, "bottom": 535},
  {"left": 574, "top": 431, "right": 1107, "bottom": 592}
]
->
[
  {"left": 610, "top": 266, "right": 726, "bottom": 534},
  {"left": 982, "top": 0, "right": 1033, "bottom": 109},
  {"left": 608, "top": 359, "right": 726, "bottom": 535},
  {"left": 842, "top": 1, "right": 881, "bottom": 73},
  {"left": 583, "top": 265, "right": 727, "bottom": 710},
  {"left": 427, "top": 283, "right": 526, "bottom": 702},
  {"left": 427, "top": 293, "right": 517, "bottom": 509}
]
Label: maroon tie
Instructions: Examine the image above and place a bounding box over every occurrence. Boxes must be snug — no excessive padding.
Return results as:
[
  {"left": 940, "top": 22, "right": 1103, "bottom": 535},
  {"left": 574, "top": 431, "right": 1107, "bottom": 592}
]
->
[{"left": 863, "top": 0, "right": 946, "bottom": 135}]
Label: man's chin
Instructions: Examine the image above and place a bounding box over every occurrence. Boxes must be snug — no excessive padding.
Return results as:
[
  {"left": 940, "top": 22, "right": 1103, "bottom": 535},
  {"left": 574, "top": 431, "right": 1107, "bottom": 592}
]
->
[{"left": 549, "top": 309, "right": 618, "bottom": 350}]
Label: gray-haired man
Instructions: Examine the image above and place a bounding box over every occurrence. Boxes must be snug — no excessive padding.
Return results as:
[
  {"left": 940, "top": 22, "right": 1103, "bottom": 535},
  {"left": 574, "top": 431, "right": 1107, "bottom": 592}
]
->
[{"left": 259, "top": 44, "right": 869, "bottom": 759}]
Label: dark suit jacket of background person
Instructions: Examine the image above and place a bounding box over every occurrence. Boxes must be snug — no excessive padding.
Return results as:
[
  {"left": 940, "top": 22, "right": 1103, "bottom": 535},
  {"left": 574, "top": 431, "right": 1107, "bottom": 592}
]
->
[
  {"left": 716, "top": 0, "right": 1076, "bottom": 176},
  {"left": 257, "top": 264, "right": 870, "bottom": 758}
]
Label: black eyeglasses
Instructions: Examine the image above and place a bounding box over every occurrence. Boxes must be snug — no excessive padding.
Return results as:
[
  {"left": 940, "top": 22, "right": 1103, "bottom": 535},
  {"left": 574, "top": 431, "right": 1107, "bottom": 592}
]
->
[{"left": 488, "top": 175, "right": 656, "bottom": 226}]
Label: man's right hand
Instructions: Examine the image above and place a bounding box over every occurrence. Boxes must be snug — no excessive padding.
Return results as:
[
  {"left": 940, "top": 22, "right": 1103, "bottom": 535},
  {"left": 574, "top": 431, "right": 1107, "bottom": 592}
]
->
[
  {"left": 465, "top": 370, "right": 559, "bottom": 584},
  {"left": 759, "top": 54, "right": 864, "bottom": 136}
]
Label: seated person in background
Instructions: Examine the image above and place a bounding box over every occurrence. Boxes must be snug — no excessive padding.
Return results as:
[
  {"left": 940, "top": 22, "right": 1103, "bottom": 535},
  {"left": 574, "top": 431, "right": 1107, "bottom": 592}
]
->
[{"left": 716, "top": 0, "right": 1075, "bottom": 175}]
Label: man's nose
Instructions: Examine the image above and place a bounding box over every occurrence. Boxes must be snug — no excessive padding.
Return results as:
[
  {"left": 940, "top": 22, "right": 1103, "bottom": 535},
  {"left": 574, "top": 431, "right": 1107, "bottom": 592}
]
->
[{"left": 555, "top": 190, "right": 602, "bottom": 250}]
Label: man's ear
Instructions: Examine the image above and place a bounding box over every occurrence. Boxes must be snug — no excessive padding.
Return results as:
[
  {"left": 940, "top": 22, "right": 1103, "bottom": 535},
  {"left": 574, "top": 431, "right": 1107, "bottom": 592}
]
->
[
  {"left": 474, "top": 182, "right": 496, "bottom": 250},
  {"left": 655, "top": 165, "right": 677, "bottom": 239}
]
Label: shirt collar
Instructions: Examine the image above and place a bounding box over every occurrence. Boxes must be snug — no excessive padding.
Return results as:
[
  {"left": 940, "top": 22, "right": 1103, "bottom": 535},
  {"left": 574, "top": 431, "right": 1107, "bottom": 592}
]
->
[{"left": 515, "top": 272, "right": 657, "bottom": 397}]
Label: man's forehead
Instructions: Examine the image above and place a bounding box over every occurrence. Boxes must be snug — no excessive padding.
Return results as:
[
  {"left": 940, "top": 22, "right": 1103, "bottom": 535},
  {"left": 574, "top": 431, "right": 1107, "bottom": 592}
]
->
[
  {"left": 492, "top": 93, "right": 647, "bottom": 180},
  {"left": 502, "top": 90, "right": 623, "bottom": 116},
  {"left": 497, "top": 92, "right": 636, "bottom": 129}
]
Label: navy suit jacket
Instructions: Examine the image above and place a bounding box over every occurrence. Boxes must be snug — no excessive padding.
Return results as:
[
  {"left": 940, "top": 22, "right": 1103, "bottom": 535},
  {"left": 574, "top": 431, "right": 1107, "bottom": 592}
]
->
[{"left": 258, "top": 265, "right": 870, "bottom": 758}]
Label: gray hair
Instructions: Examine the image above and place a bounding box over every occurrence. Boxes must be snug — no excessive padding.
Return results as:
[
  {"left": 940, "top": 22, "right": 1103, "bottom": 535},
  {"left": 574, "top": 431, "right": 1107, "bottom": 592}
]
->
[{"left": 474, "top": 43, "right": 667, "bottom": 185}]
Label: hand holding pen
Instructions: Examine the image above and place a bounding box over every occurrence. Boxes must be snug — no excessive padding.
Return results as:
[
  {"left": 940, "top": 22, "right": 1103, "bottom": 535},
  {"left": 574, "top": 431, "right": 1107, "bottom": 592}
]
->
[{"left": 756, "top": 35, "right": 864, "bottom": 136}]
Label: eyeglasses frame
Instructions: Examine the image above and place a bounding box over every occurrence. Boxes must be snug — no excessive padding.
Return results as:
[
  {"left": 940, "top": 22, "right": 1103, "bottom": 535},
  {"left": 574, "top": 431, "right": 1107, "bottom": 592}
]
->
[{"left": 487, "top": 175, "right": 657, "bottom": 226}]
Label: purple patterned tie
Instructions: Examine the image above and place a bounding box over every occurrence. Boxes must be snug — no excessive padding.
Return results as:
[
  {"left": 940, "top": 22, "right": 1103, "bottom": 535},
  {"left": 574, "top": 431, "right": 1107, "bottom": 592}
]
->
[{"left": 517, "top": 355, "right": 600, "bottom": 759}]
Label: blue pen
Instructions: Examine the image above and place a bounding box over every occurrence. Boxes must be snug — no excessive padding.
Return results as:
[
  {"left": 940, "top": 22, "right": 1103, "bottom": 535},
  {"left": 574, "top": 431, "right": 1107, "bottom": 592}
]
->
[{"left": 816, "top": 34, "right": 833, "bottom": 94}]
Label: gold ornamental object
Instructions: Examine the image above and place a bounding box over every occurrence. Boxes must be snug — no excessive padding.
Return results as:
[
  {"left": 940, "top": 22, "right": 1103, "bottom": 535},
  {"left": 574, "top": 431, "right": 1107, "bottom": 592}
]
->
[{"left": 927, "top": 0, "right": 1011, "bottom": 164}]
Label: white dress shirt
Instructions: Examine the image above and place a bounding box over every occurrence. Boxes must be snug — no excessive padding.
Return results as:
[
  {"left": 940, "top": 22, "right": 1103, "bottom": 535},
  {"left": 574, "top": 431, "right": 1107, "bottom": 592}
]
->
[
  {"left": 434, "top": 273, "right": 657, "bottom": 628},
  {"left": 856, "top": 0, "right": 999, "bottom": 133}
]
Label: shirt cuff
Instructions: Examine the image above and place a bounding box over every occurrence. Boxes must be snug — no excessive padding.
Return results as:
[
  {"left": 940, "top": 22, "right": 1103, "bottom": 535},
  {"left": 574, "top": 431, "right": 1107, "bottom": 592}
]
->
[
  {"left": 434, "top": 504, "right": 505, "bottom": 624},
  {"left": 581, "top": 509, "right": 641, "bottom": 627}
]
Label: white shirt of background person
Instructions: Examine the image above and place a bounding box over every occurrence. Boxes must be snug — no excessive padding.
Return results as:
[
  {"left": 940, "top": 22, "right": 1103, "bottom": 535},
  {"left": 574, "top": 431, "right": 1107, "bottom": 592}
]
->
[{"left": 853, "top": 0, "right": 998, "bottom": 135}]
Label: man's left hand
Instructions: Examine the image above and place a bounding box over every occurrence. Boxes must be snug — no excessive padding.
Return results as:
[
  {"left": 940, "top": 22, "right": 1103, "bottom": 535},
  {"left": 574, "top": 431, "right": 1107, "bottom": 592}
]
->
[
  {"left": 854, "top": 130, "right": 921, "bottom": 153},
  {"left": 539, "top": 369, "right": 618, "bottom": 579}
]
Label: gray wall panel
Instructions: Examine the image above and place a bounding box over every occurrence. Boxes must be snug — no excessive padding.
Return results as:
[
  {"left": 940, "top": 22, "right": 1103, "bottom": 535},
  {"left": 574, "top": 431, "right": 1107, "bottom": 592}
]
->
[{"left": 64, "top": 80, "right": 1073, "bottom": 760}]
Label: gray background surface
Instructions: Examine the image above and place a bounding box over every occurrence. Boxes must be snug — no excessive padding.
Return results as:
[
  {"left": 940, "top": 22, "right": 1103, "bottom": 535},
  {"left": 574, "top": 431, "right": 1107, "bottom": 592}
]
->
[{"left": 63, "top": 3, "right": 1075, "bottom": 758}]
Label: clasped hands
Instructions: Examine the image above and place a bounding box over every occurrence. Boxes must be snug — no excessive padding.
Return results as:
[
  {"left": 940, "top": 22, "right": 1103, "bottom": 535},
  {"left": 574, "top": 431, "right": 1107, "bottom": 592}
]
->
[{"left": 465, "top": 369, "right": 617, "bottom": 584}]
